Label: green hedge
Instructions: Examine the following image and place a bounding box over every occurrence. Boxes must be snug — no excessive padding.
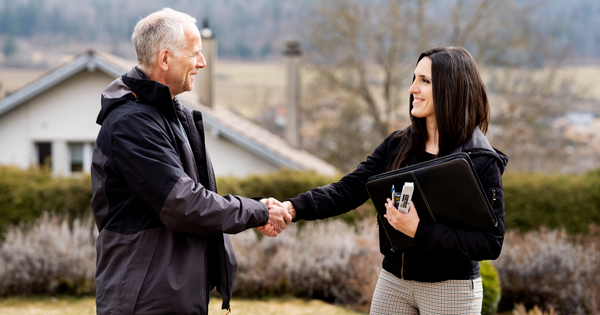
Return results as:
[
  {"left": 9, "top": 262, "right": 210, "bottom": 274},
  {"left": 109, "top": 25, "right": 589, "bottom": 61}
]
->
[
  {"left": 503, "top": 170, "right": 600, "bottom": 233},
  {"left": 216, "top": 169, "right": 371, "bottom": 225},
  {"left": 216, "top": 168, "right": 339, "bottom": 202},
  {"left": 0, "top": 165, "right": 91, "bottom": 236},
  {"left": 219, "top": 169, "right": 600, "bottom": 233},
  {"left": 1, "top": 165, "right": 600, "bottom": 236}
]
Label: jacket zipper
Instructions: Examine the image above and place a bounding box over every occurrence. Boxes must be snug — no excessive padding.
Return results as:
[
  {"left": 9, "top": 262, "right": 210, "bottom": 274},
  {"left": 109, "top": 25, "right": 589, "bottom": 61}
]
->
[
  {"left": 491, "top": 189, "right": 496, "bottom": 208},
  {"left": 401, "top": 252, "right": 405, "bottom": 279},
  {"left": 219, "top": 236, "right": 231, "bottom": 311}
]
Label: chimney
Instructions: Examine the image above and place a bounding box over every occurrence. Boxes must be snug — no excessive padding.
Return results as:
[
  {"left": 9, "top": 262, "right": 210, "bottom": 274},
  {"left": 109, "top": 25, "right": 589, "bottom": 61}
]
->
[
  {"left": 197, "top": 19, "right": 216, "bottom": 107},
  {"left": 284, "top": 41, "right": 302, "bottom": 149}
]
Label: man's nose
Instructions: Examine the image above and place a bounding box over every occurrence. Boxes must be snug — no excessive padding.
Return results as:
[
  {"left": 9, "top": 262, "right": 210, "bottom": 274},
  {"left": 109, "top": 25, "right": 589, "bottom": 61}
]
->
[{"left": 197, "top": 53, "right": 206, "bottom": 68}]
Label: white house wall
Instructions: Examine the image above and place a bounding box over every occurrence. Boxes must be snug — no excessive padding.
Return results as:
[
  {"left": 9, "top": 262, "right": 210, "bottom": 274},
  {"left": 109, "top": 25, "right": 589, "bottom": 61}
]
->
[
  {"left": 0, "top": 66, "right": 282, "bottom": 177},
  {"left": 27, "top": 70, "right": 108, "bottom": 141},
  {"left": 204, "top": 126, "right": 279, "bottom": 177},
  {"left": 0, "top": 69, "right": 112, "bottom": 174},
  {"left": 0, "top": 99, "right": 30, "bottom": 168}
]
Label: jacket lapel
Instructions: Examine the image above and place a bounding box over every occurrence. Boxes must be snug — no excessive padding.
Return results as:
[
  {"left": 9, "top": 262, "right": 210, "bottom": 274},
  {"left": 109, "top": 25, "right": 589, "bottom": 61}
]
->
[{"left": 188, "top": 109, "right": 217, "bottom": 192}]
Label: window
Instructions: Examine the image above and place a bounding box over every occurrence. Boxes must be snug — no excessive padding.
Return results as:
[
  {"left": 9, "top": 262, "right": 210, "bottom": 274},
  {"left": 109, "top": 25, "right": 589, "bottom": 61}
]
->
[
  {"left": 35, "top": 142, "right": 52, "bottom": 168},
  {"left": 68, "top": 143, "right": 84, "bottom": 173}
]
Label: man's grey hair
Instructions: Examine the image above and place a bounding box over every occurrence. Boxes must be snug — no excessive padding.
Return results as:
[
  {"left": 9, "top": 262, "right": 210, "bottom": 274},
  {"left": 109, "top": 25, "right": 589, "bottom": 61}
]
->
[{"left": 132, "top": 8, "right": 197, "bottom": 69}]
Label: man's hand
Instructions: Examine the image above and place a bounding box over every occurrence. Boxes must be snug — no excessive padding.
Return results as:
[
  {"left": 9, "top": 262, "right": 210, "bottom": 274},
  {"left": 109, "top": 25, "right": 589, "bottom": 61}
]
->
[
  {"left": 256, "top": 198, "right": 292, "bottom": 237},
  {"left": 383, "top": 198, "right": 420, "bottom": 238},
  {"left": 268, "top": 198, "right": 296, "bottom": 220},
  {"left": 256, "top": 224, "right": 277, "bottom": 237}
]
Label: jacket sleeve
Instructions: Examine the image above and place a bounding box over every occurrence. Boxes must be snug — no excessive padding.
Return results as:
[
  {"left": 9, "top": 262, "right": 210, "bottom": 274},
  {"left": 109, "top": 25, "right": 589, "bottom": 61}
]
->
[
  {"left": 110, "top": 110, "right": 269, "bottom": 235},
  {"left": 412, "top": 154, "right": 506, "bottom": 261},
  {"left": 289, "top": 132, "right": 397, "bottom": 221}
]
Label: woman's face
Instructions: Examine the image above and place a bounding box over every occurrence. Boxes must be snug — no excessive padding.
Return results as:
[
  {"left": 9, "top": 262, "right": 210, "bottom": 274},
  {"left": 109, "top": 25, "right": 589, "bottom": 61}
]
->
[{"left": 409, "top": 57, "right": 434, "bottom": 121}]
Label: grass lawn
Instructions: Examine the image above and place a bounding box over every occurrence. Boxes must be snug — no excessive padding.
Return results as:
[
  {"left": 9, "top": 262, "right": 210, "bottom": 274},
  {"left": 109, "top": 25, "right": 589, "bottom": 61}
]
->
[
  {"left": 0, "top": 296, "right": 95, "bottom": 315},
  {"left": 0, "top": 295, "right": 367, "bottom": 315}
]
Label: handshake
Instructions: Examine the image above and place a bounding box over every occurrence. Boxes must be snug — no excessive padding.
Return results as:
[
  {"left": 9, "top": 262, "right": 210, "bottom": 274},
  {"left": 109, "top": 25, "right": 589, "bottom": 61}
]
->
[{"left": 256, "top": 198, "right": 295, "bottom": 237}]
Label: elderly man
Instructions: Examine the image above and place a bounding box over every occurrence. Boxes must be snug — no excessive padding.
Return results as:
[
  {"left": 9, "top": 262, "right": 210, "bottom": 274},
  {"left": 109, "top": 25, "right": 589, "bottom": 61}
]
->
[{"left": 91, "top": 8, "right": 290, "bottom": 315}]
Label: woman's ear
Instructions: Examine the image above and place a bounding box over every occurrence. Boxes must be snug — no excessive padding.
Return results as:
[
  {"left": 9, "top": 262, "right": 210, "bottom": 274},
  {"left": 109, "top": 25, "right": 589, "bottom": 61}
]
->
[{"left": 157, "top": 49, "right": 170, "bottom": 71}]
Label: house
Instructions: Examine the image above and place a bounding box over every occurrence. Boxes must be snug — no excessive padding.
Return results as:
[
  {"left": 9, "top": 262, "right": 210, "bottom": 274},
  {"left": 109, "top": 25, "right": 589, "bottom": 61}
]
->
[{"left": 0, "top": 50, "right": 338, "bottom": 177}]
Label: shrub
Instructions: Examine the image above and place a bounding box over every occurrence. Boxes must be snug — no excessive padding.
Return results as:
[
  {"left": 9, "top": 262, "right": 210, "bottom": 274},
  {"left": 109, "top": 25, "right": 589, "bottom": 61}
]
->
[
  {"left": 512, "top": 304, "right": 557, "bottom": 315},
  {"left": 480, "top": 260, "right": 501, "bottom": 315},
  {"left": 0, "top": 213, "right": 97, "bottom": 295},
  {"left": 220, "top": 168, "right": 600, "bottom": 233},
  {"left": 503, "top": 171, "right": 600, "bottom": 233},
  {"left": 217, "top": 169, "right": 339, "bottom": 201},
  {"left": 217, "top": 169, "right": 375, "bottom": 225},
  {"left": 0, "top": 214, "right": 382, "bottom": 309},
  {"left": 0, "top": 165, "right": 91, "bottom": 236},
  {"left": 229, "top": 219, "right": 381, "bottom": 312},
  {"left": 230, "top": 218, "right": 509, "bottom": 312},
  {"left": 493, "top": 229, "right": 600, "bottom": 314},
  {"left": 4, "top": 163, "right": 600, "bottom": 236},
  {"left": 0, "top": 212, "right": 513, "bottom": 313},
  {"left": 0, "top": 166, "right": 372, "bottom": 234}
]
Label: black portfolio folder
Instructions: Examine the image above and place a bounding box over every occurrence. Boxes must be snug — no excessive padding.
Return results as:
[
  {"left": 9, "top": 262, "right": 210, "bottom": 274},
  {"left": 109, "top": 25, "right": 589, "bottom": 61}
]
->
[{"left": 366, "top": 152, "right": 498, "bottom": 252}]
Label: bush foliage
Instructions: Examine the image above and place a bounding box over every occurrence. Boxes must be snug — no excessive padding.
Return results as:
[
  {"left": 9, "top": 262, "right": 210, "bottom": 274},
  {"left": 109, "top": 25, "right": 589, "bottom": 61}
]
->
[
  {"left": 2, "top": 165, "right": 600, "bottom": 234},
  {"left": 480, "top": 260, "right": 502, "bottom": 315},
  {"left": 493, "top": 228, "right": 600, "bottom": 314},
  {"left": 217, "top": 169, "right": 373, "bottom": 225},
  {"left": 220, "top": 168, "right": 600, "bottom": 233},
  {"left": 0, "top": 213, "right": 96, "bottom": 295},
  {"left": 0, "top": 213, "right": 507, "bottom": 314},
  {"left": 503, "top": 171, "right": 600, "bottom": 233},
  {"left": 230, "top": 219, "right": 381, "bottom": 312},
  {"left": 0, "top": 165, "right": 91, "bottom": 236}
]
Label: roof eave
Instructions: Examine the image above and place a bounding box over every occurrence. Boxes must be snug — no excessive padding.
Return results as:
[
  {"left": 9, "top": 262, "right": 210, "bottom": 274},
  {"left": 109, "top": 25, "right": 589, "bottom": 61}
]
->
[
  {"left": 0, "top": 52, "right": 124, "bottom": 117},
  {"left": 196, "top": 110, "right": 306, "bottom": 171}
]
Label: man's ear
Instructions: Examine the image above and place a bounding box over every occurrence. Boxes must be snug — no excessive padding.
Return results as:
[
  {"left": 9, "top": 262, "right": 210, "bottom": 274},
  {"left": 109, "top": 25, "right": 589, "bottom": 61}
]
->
[{"left": 157, "top": 49, "right": 170, "bottom": 71}]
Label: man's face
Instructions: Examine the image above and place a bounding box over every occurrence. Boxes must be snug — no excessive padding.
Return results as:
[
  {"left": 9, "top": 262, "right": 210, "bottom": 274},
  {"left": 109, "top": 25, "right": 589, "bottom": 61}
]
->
[{"left": 165, "top": 23, "right": 206, "bottom": 97}]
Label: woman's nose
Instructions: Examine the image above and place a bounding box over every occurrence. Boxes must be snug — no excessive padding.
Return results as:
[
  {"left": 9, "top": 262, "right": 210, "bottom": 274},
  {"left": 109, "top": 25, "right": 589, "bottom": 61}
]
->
[{"left": 409, "top": 82, "right": 418, "bottom": 94}]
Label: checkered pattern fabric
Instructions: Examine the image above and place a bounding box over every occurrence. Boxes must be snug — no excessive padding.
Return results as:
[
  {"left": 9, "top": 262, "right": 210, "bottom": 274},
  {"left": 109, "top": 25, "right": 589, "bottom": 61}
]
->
[{"left": 370, "top": 269, "right": 483, "bottom": 315}]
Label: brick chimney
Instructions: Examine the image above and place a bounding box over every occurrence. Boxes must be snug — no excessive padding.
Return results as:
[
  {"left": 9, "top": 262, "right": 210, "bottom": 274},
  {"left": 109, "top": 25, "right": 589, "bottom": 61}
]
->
[
  {"left": 284, "top": 41, "right": 302, "bottom": 149},
  {"left": 197, "top": 19, "right": 216, "bottom": 107}
]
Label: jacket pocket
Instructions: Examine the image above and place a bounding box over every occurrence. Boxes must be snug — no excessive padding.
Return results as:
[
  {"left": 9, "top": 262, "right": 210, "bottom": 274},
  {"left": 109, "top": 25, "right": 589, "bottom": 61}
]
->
[{"left": 117, "top": 228, "right": 162, "bottom": 314}]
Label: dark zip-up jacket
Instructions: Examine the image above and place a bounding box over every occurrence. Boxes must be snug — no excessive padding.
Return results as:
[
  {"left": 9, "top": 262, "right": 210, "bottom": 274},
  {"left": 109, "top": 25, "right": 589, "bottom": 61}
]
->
[
  {"left": 289, "top": 128, "right": 508, "bottom": 282},
  {"left": 91, "top": 67, "right": 269, "bottom": 315}
]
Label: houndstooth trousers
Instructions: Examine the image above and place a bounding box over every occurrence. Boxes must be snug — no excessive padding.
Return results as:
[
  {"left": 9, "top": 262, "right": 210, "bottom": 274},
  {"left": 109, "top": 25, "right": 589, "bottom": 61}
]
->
[{"left": 370, "top": 269, "right": 483, "bottom": 315}]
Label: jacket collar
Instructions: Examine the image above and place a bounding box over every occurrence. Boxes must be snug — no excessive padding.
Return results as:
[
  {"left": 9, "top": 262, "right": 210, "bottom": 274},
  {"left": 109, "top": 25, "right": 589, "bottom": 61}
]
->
[
  {"left": 121, "top": 66, "right": 178, "bottom": 120},
  {"left": 453, "top": 127, "right": 493, "bottom": 153},
  {"left": 452, "top": 126, "right": 509, "bottom": 173}
]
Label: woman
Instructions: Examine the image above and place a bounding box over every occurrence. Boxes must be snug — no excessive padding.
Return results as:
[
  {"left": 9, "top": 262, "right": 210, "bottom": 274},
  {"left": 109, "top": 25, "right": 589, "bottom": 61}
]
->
[{"left": 277, "top": 46, "right": 508, "bottom": 314}]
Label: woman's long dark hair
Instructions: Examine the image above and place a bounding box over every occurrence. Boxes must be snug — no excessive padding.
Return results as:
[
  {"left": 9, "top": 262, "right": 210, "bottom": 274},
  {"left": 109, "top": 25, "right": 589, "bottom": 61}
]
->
[{"left": 388, "top": 46, "right": 489, "bottom": 170}]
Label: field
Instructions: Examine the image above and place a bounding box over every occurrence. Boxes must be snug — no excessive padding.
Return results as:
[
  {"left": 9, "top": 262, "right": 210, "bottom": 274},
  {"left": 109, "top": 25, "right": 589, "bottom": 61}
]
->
[
  {"left": 0, "top": 296, "right": 367, "bottom": 315},
  {"left": 2, "top": 59, "right": 600, "bottom": 116},
  {"left": 0, "top": 67, "right": 46, "bottom": 99},
  {"left": 213, "top": 60, "right": 287, "bottom": 119}
]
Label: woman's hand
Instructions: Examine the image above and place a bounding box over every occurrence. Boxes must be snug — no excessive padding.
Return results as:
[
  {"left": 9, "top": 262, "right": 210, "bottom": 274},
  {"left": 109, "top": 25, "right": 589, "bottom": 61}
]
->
[
  {"left": 269, "top": 198, "right": 296, "bottom": 220},
  {"left": 383, "top": 198, "right": 420, "bottom": 238}
]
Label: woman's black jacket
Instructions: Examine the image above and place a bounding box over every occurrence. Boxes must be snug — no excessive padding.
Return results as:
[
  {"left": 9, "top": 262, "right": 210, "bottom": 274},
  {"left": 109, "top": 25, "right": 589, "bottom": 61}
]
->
[{"left": 288, "top": 127, "right": 508, "bottom": 282}]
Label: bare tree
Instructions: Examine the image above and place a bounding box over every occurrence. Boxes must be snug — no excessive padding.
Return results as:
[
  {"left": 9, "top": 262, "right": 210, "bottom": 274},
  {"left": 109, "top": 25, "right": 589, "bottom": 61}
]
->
[
  {"left": 300, "top": 0, "right": 574, "bottom": 173},
  {"left": 299, "top": 0, "right": 417, "bottom": 171},
  {"left": 486, "top": 67, "right": 571, "bottom": 172},
  {"left": 303, "top": 0, "right": 411, "bottom": 137},
  {"left": 446, "top": 0, "right": 547, "bottom": 66}
]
